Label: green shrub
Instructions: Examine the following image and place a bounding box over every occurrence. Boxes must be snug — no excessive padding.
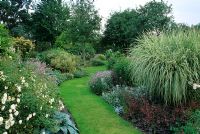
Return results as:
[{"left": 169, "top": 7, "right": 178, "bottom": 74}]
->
[
  {"left": 55, "top": 32, "right": 96, "bottom": 61},
  {"left": 47, "top": 70, "right": 74, "bottom": 85},
  {"left": 105, "top": 49, "right": 123, "bottom": 69},
  {"left": 172, "top": 110, "right": 200, "bottom": 134},
  {"left": 129, "top": 30, "right": 200, "bottom": 105},
  {"left": 0, "top": 58, "right": 60, "bottom": 133},
  {"left": 94, "top": 54, "right": 106, "bottom": 60},
  {"left": 13, "top": 37, "right": 35, "bottom": 59},
  {"left": 70, "top": 43, "right": 96, "bottom": 61},
  {"left": 55, "top": 31, "right": 72, "bottom": 49},
  {"left": 73, "top": 69, "right": 88, "bottom": 78},
  {"left": 0, "top": 24, "right": 12, "bottom": 55},
  {"left": 90, "top": 54, "right": 106, "bottom": 66},
  {"left": 89, "top": 71, "right": 113, "bottom": 95},
  {"left": 39, "top": 49, "right": 79, "bottom": 73},
  {"left": 113, "top": 57, "right": 132, "bottom": 86},
  {"left": 90, "top": 59, "right": 105, "bottom": 66}
]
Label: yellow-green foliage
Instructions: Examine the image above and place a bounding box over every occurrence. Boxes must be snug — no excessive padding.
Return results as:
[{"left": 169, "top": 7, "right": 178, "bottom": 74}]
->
[
  {"left": 40, "top": 49, "right": 79, "bottom": 73},
  {"left": 129, "top": 30, "right": 200, "bottom": 105},
  {"left": 13, "top": 37, "right": 35, "bottom": 57}
]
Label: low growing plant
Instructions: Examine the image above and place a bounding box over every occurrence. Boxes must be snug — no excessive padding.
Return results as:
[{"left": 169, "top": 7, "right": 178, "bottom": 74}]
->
[
  {"left": 89, "top": 71, "right": 113, "bottom": 95},
  {"left": 90, "top": 54, "right": 106, "bottom": 66},
  {"left": 172, "top": 109, "right": 200, "bottom": 134}
]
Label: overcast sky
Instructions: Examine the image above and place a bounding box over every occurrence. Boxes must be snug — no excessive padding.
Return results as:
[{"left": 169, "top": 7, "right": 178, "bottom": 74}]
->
[{"left": 94, "top": 0, "right": 200, "bottom": 26}]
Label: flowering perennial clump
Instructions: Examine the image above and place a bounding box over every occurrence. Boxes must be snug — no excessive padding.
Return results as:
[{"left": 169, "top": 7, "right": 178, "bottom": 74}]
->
[
  {"left": 89, "top": 71, "right": 114, "bottom": 95},
  {"left": 0, "top": 59, "right": 61, "bottom": 133}
]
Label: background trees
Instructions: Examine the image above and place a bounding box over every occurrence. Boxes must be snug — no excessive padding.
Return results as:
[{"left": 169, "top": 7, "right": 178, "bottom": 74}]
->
[
  {"left": 57, "top": 0, "right": 101, "bottom": 65},
  {"left": 137, "top": 0, "right": 172, "bottom": 33},
  {"left": 31, "top": 0, "right": 70, "bottom": 47},
  {"left": 0, "top": 0, "right": 32, "bottom": 37},
  {"left": 102, "top": 0, "right": 173, "bottom": 51},
  {"left": 102, "top": 9, "right": 140, "bottom": 52}
]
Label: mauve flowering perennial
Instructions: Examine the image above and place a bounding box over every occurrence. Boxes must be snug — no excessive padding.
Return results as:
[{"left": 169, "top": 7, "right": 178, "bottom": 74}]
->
[
  {"left": 89, "top": 71, "right": 114, "bottom": 95},
  {"left": 90, "top": 71, "right": 113, "bottom": 83}
]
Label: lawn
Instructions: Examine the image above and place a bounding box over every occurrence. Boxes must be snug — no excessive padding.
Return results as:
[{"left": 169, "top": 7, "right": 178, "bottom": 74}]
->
[{"left": 60, "top": 66, "right": 141, "bottom": 134}]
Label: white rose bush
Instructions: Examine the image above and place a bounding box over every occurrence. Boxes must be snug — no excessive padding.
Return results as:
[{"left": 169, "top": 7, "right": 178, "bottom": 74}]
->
[{"left": 0, "top": 58, "right": 62, "bottom": 133}]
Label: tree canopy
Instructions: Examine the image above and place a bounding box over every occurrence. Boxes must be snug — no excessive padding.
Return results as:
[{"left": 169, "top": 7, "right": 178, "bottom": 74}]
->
[
  {"left": 31, "top": 0, "right": 70, "bottom": 44},
  {"left": 102, "top": 9, "right": 140, "bottom": 51},
  {"left": 102, "top": 0, "right": 173, "bottom": 51},
  {"left": 0, "top": 0, "right": 32, "bottom": 36}
]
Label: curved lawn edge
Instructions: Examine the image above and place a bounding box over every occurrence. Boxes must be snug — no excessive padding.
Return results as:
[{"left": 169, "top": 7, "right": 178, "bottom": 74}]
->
[{"left": 60, "top": 66, "right": 141, "bottom": 134}]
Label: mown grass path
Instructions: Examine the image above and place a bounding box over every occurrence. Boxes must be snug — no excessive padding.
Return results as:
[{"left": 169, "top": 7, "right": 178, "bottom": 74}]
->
[{"left": 60, "top": 66, "right": 141, "bottom": 134}]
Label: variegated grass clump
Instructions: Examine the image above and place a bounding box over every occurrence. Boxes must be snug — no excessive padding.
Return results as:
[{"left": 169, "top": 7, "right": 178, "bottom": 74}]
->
[{"left": 129, "top": 30, "right": 200, "bottom": 105}]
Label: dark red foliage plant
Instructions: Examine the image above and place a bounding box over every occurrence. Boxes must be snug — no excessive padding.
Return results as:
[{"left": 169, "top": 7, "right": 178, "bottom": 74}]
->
[{"left": 123, "top": 94, "right": 200, "bottom": 134}]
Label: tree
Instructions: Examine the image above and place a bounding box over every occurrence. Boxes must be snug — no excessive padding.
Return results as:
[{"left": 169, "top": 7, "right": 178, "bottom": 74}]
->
[
  {"left": 31, "top": 0, "right": 70, "bottom": 46},
  {"left": 102, "top": 9, "right": 140, "bottom": 51},
  {"left": 0, "top": 0, "right": 32, "bottom": 36},
  {"left": 101, "top": 0, "right": 173, "bottom": 51},
  {"left": 137, "top": 0, "right": 172, "bottom": 33},
  {"left": 192, "top": 23, "right": 200, "bottom": 30},
  {"left": 62, "top": 0, "right": 101, "bottom": 65}
]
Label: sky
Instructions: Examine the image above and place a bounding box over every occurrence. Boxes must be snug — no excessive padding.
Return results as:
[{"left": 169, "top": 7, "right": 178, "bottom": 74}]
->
[{"left": 94, "top": 0, "right": 200, "bottom": 27}]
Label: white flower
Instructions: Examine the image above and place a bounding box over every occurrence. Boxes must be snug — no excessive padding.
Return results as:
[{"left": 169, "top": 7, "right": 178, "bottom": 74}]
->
[
  {"left": 16, "top": 85, "right": 22, "bottom": 92},
  {"left": 16, "top": 98, "right": 20, "bottom": 103},
  {"left": 11, "top": 97, "right": 15, "bottom": 101},
  {"left": 1, "top": 106, "right": 5, "bottom": 111},
  {"left": 42, "top": 131, "right": 45, "bottom": 134},
  {"left": 21, "top": 77, "right": 25, "bottom": 84},
  {"left": 19, "top": 120, "right": 22, "bottom": 124},
  {"left": 0, "top": 117, "right": 3, "bottom": 125},
  {"left": 1, "top": 93, "right": 7, "bottom": 104},
  {"left": 45, "top": 114, "right": 49, "bottom": 118},
  {"left": 5, "top": 119, "right": 14, "bottom": 129},
  {"left": 193, "top": 83, "right": 200, "bottom": 89},
  {"left": 28, "top": 114, "right": 32, "bottom": 119},
  {"left": 3, "top": 132, "right": 7, "bottom": 134},
  {"left": 32, "top": 113, "right": 36, "bottom": 116},
  {"left": 26, "top": 117, "right": 29, "bottom": 121},
  {"left": 10, "top": 104, "right": 17, "bottom": 110},
  {"left": 9, "top": 56, "right": 12, "bottom": 59},
  {"left": 0, "top": 71, "right": 3, "bottom": 75},
  {"left": 17, "top": 94, "right": 21, "bottom": 97},
  {"left": 24, "top": 82, "right": 29, "bottom": 87},
  {"left": 14, "top": 111, "right": 19, "bottom": 116},
  {"left": 9, "top": 114, "right": 13, "bottom": 120},
  {"left": 7, "top": 96, "right": 11, "bottom": 101},
  {"left": 59, "top": 100, "right": 65, "bottom": 110},
  {"left": 4, "top": 86, "right": 8, "bottom": 90},
  {"left": 9, "top": 109, "right": 12, "bottom": 113},
  {"left": 10, "top": 120, "right": 15, "bottom": 126},
  {"left": 5, "top": 120, "right": 10, "bottom": 129}
]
